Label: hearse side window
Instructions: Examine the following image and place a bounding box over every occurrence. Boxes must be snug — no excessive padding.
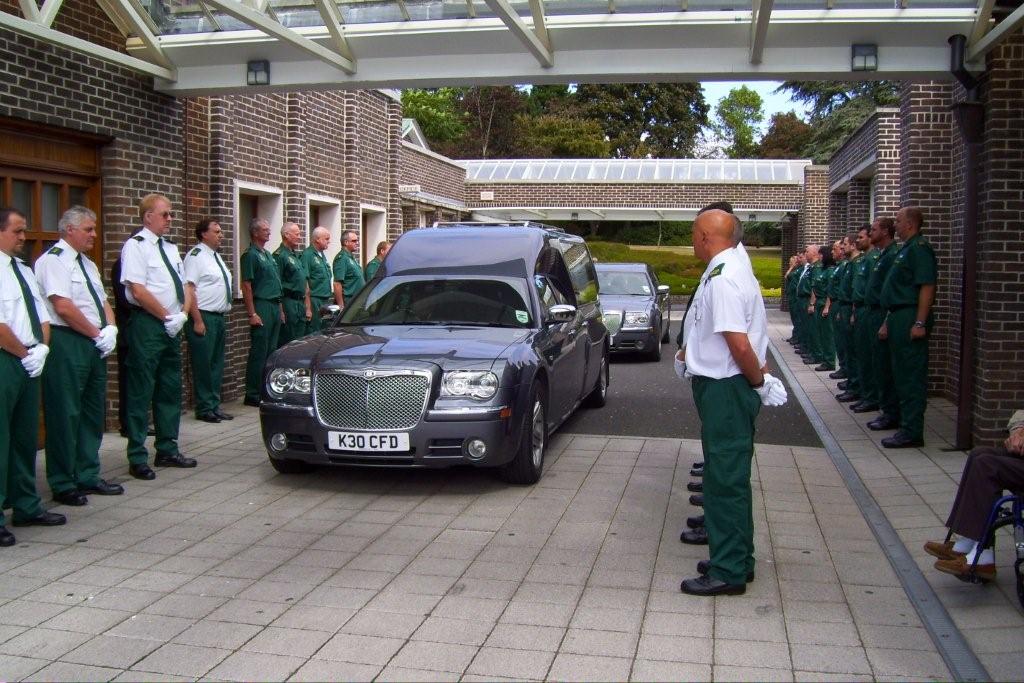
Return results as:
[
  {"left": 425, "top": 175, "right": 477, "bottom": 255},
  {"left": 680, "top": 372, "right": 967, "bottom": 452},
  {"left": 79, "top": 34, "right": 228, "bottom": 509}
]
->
[
  {"left": 534, "top": 275, "right": 568, "bottom": 312},
  {"left": 556, "top": 240, "right": 598, "bottom": 304}
]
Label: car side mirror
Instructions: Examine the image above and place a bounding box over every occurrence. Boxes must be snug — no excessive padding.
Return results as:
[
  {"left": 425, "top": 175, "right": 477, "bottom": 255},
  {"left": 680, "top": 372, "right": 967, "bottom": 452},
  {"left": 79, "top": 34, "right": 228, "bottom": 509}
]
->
[
  {"left": 320, "top": 304, "right": 341, "bottom": 325},
  {"left": 657, "top": 285, "right": 670, "bottom": 295},
  {"left": 546, "top": 304, "right": 577, "bottom": 325}
]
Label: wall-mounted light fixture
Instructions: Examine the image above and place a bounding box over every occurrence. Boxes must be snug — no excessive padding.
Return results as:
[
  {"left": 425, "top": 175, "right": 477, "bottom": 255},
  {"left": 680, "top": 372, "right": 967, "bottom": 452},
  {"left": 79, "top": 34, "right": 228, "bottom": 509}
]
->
[
  {"left": 748, "top": 213, "right": 757, "bottom": 222},
  {"left": 851, "top": 44, "right": 877, "bottom": 72},
  {"left": 247, "top": 60, "right": 270, "bottom": 86},
  {"left": 570, "top": 211, "right": 579, "bottom": 221}
]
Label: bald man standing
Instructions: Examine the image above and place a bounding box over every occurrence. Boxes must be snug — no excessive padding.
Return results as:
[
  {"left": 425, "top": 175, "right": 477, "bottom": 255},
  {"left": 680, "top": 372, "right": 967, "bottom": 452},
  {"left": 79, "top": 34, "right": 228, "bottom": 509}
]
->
[
  {"left": 300, "top": 227, "right": 333, "bottom": 332},
  {"left": 676, "top": 209, "right": 786, "bottom": 596},
  {"left": 274, "top": 222, "right": 311, "bottom": 347}
]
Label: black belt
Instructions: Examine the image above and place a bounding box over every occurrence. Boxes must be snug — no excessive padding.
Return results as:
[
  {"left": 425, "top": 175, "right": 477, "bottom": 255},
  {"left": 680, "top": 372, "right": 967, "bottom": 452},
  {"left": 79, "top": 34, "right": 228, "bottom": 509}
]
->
[
  {"left": 887, "top": 304, "right": 916, "bottom": 312},
  {"left": 255, "top": 297, "right": 281, "bottom": 304},
  {"left": 283, "top": 291, "right": 305, "bottom": 301},
  {"left": 199, "top": 310, "right": 224, "bottom": 317}
]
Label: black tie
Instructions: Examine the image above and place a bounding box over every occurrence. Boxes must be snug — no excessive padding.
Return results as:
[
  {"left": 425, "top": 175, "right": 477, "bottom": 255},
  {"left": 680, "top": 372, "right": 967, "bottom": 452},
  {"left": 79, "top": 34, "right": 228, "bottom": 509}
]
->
[
  {"left": 10, "top": 259, "right": 42, "bottom": 343},
  {"left": 77, "top": 254, "right": 108, "bottom": 327},
  {"left": 158, "top": 238, "right": 185, "bottom": 304}
]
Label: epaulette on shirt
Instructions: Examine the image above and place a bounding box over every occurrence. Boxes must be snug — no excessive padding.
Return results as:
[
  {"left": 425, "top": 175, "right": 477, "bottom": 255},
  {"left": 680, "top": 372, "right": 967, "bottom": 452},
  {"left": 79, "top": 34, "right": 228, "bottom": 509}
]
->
[
  {"left": 708, "top": 263, "right": 725, "bottom": 279},
  {"left": 132, "top": 235, "right": 145, "bottom": 242},
  {"left": 190, "top": 247, "right": 201, "bottom": 256},
  {"left": 47, "top": 246, "right": 63, "bottom": 255}
]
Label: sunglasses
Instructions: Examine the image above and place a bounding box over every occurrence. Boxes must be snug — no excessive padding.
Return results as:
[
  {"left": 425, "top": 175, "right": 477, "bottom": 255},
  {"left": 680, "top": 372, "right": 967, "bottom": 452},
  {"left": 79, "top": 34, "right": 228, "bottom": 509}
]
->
[{"left": 151, "top": 211, "right": 174, "bottom": 219}]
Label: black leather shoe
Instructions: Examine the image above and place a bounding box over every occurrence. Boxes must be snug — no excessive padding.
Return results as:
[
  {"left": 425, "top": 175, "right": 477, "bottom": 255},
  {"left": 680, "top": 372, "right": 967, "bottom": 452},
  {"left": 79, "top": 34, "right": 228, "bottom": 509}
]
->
[
  {"left": 53, "top": 489, "right": 88, "bottom": 506},
  {"left": 828, "top": 370, "right": 847, "bottom": 380},
  {"left": 836, "top": 392, "right": 859, "bottom": 402},
  {"left": 690, "top": 468, "right": 703, "bottom": 478},
  {"left": 802, "top": 356, "right": 819, "bottom": 365},
  {"left": 692, "top": 461, "right": 704, "bottom": 469},
  {"left": 196, "top": 412, "right": 221, "bottom": 423},
  {"left": 689, "top": 494, "right": 704, "bottom": 507},
  {"left": 814, "top": 364, "right": 835, "bottom": 372},
  {"left": 213, "top": 409, "right": 234, "bottom": 421},
  {"left": 155, "top": 453, "right": 197, "bottom": 468},
  {"left": 868, "top": 415, "right": 899, "bottom": 431},
  {"left": 680, "top": 575, "right": 745, "bottom": 596},
  {"left": 680, "top": 528, "right": 708, "bottom": 545},
  {"left": 686, "top": 514, "right": 705, "bottom": 529},
  {"left": 882, "top": 431, "right": 924, "bottom": 449},
  {"left": 852, "top": 402, "right": 880, "bottom": 413},
  {"left": 78, "top": 479, "right": 124, "bottom": 496},
  {"left": 837, "top": 381, "right": 850, "bottom": 391},
  {"left": 0, "top": 526, "right": 14, "bottom": 546},
  {"left": 243, "top": 397, "right": 261, "bottom": 407},
  {"left": 687, "top": 481, "right": 703, "bottom": 493},
  {"left": 13, "top": 511, "right": 67, "bottom": 527},
  {"left": 697, "top": 559, "right": 755, "bottom": 582},
  {"left": 129, "top": 464, "right": 156, "bottom": 480}
]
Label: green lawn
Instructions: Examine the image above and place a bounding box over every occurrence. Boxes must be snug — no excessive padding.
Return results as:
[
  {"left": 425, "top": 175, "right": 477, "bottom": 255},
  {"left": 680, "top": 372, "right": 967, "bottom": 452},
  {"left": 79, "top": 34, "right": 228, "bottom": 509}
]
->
[{"left": 588, "top": 242, "right": 783, "bottom": 297}]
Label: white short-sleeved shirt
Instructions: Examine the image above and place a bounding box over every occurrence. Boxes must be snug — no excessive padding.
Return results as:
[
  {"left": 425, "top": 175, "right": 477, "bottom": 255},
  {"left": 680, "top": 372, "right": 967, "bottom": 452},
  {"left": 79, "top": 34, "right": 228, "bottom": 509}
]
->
[
  {"left": 0, "top": 251, "right": 52, "bottom": 347},
  {"left": 35, "top": 239, "right": 108, "bottom": 329},
  {"left": 119, "top": 227, "right": 184, "bottom": 314},
  {"left": 683, "top": 246, "right": 768, "bottom": 379},
  {"left": 183, "top": 242, "right": 232, "bottom": 314}
]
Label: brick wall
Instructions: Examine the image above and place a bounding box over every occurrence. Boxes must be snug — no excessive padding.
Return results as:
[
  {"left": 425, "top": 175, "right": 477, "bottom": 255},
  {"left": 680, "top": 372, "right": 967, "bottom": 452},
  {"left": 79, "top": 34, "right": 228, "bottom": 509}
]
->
[
  {"left": 874, "top": 112, "right": 902, "bottom": 218},
  {"left": 827, "top": 192, "right": 848, "bottom": 241},
  {"left": 799, "top": 166, "right": 829, "bottom": 245},
  {"left": 846, "top": 179, "right": 871, "bottom": 231},
  {"left": 400, "top": 144, "right": 467, "bottom": 202}
]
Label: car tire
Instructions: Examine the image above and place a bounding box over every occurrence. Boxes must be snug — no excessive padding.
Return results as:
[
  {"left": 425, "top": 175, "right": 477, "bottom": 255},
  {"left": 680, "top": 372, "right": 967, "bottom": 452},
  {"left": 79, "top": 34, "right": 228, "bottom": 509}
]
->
[
  {"left": 661, "top": 308, "right": 671, "bottom": 343},
  {"left": 499, "top": 384, "right": 546, "bottom": 485},
  {"left": 583, "top": 353, "right": 609, "bottom": 408},
  {"left": 268, "top": 456, "right": 315, "bottom": 474},
  {"left": 646, "top": 330, "right": 662, "bottom": 361}
]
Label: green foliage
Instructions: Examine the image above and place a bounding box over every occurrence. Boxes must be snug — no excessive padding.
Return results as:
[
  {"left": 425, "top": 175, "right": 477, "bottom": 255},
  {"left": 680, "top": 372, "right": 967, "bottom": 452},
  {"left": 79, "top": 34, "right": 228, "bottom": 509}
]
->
[
  {"left": 713, "top": 86, "right": 764, "bottom": 159},
  {"left": 757, "top": 111, "right": 813, "bottom": 159},
  {"left": 516, "top": 114, "right": 611, "bottom": 158},
  {"left": 401, "top": 89, "right": 466, "bottom": 145}
]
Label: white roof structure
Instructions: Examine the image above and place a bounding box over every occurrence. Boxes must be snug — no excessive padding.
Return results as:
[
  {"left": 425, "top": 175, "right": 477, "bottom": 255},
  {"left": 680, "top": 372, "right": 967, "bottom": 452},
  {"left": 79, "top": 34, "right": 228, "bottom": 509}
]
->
[
  {"left": 2, "top": 0, "right": 1019, "bottom": 95},
  {"left": 463, "top": 158, "right": 811, "bottom": 183}
]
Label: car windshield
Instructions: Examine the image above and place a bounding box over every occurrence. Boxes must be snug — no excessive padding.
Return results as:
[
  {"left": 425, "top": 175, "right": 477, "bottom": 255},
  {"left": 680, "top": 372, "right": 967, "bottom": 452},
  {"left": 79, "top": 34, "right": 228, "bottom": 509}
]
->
[
  {"left": 337, "top": 276, "right": 535, "bottom": 328},
  {"left": 597, "top": 271, "right": 652, "bottom": 296}
]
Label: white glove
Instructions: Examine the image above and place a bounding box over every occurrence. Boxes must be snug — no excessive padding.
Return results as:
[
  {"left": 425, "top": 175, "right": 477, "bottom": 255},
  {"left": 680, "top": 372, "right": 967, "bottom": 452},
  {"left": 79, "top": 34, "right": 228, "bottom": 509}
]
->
[
  {"left": 21, "top": 344, "right": 49, "bottom": 378},
  {"left": 95, "top": 325, "right": 118, "bottom": 357},
  {"left": 673, "top": 352, "right": 687, "bottom": 380},
  {"left": 754, "top": 373, "right": 788, "bottom": 407},
  {"left": 163, "top": 312, "right": 187, "bottom": 338}
]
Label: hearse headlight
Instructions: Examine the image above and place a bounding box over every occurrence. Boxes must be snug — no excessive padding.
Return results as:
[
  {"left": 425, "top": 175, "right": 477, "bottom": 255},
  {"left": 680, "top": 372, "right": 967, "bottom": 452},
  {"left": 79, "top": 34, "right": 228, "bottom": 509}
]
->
[
  {"left": 268, "top": 368, "right": 311, "bottom": 397},
  {"left": 623, "top": 311, "right": 651, "bottom": 328},
  {"left": 441, "top": 371, "right": 499, "bottom": 400}
]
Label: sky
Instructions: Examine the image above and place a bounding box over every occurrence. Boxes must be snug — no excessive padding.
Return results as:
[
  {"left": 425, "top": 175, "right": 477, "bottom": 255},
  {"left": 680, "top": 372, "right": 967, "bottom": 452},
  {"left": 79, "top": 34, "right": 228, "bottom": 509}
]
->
[{"left": 701, "top": 81, "right": 812, "bottom": 133}]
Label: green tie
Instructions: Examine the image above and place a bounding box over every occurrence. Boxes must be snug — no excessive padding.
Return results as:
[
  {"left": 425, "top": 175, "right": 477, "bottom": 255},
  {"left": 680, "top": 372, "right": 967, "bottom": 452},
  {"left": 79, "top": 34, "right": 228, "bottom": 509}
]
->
[
  {"left": 77, "top": 254, "right": 108, "bottom": 327},
  {"left": 10, "top": 259, "right": 43, "bottom": 343},
  {"left": 157, "top": 237, "right": 185, "bottom": 304},
  {"left": 213, "top": 250, "right": 231, "bottom": 306}
]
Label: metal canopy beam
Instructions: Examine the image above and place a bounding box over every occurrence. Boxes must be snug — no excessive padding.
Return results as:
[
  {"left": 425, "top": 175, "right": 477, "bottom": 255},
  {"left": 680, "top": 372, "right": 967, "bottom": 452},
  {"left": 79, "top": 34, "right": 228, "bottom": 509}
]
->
[
  {"left": 482, "top": 0, "right": 554, "bottom": 67},
  {"left": 967, "top": 1, "right": 1024, "bottom": 60},
  {"left": 750, "top": 0, "right": 774, "bottom": 64},
  {"left": 968, "top": 0, "right": 995, "bottom": 44},
  {"left": 0, "top": 9, "right": 177, "bottom": 80},
  {"left": 311, "top": 0, "right": 356, "bottom": 61},
  {"left": 202, "top": 0, "right": 357, "bottom": 74},
  {"left": 98, "top": 0, "right": 174, "bottom": 69}
]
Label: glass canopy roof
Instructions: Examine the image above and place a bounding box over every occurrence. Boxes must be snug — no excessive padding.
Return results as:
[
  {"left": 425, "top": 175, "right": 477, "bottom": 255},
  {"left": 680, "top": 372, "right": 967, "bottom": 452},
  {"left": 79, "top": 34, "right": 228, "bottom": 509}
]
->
[{"left": 463, "top": 159, "right": 812, "bottom": 183}]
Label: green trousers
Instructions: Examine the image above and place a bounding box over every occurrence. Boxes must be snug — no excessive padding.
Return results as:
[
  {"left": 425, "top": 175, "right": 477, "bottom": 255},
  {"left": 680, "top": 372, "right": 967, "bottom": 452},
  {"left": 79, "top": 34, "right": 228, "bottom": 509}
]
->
[
  {"left": 125, "top": 311, "right": 182, "bottom": 464},
  {"left": 245, "top": 298, "right": 281, "bottom": 403},
  {"left": 310, "top": 295, "right": 331, "bottom": 333},
  {"left": 277, "top": 297, "right": 307, "bottom": 348},
  {"left": 693, "top": 374, "right": 761, "bottom": 585},
  {"left": 854, "top": 307, "right": 877, "bottom": 404},
  {"left": 832, "top": 305, "right": 848, "bottom": 374},
  {"left": 0, "top": 352, "right": 44, "bottom": 523},
  {"left": 814, "top": 301, "right": 834, "bottom": 368},
  {"left": 888, "top": 307, "right": 930, "bottom": 441},
  {"left": 804, "top": 305, "right": 821, "bottom": 360},
  {"left": 868, "top": 307, "right": 900, "bottom": 420},
  {"left": 796, "top": 297, "right": 811, "bottom": 350},
  {"left": 186, "top": 310, "right": 226, "bottom": 416},
  {"left": 43, "top": 327, "right": 105, "bottom": 494}
]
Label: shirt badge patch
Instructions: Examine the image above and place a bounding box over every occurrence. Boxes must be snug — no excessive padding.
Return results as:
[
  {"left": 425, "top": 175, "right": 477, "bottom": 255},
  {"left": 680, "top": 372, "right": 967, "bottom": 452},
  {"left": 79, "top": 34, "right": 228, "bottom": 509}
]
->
[{"left": 708, "top": 263, "right": 725, "bottom": 279}]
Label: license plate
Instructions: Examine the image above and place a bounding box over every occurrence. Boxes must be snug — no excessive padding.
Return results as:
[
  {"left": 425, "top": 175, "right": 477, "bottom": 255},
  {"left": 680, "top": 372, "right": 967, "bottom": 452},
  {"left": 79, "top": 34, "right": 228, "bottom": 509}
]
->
[{"left": 327, "top": 431, "right": 410, "bottom": 452}]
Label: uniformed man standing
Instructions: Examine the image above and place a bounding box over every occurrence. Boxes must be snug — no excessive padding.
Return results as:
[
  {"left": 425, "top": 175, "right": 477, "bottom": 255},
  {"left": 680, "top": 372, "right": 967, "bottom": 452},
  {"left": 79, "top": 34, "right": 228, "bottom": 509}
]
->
[
  {"left": 120, "top": 194, "right": 196, "bottom": 480},
  {"left": 835, "top": 234, "right": 862, "bottom": 402},
  {"left": 184, "top": 219, "right": 233, "bottom": 424},
  {"left": 865, "top": 217, "right": 901, "bottom": 431},
  {"left": 783, "top": 255, "right": 802, "bottom": 344},
  {"left": 677, "top": 209, "right": 786, "bottom": 596},
  {"left": 809, "top": 245, "right": 836, "bottom": 372},
  {"left": 848, "top": 226, "right": 879, "bottom": 410},
  {"left": 364, "top": 240, "right": 390, "bottom": 280},
  {"left": 879, "top": 206, "right": 937, "bottom": 448},
  {"left": 0, "top": 208, "right": 65, "bottom": 541},
  {"left": 36, "top": 207, "right": 123, "bottom": 506},
  {"left": 798, "top": 244, "right": 821, "bottom": 365},
  {"left": 300, "top": 226, "right": 333, "bottom": 332},
  {"left": 332, "top": 229, "right": 365, "bottom": 309},
  {"left": 827, "top": 240, "right": 850, "bottom": 380},
  {"left": 274, "top": 222, "right": 311, "bottom": 347},
  {"left": 241, "top": 218, "right": 283, "bottom": 407}
]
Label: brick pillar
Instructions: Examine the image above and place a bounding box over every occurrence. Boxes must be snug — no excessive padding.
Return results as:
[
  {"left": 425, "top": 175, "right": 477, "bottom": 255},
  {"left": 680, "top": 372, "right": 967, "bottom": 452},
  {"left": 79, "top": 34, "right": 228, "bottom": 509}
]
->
[
  {"left": 827, "top": 191, "right": 847, "bottom": 241},
  {"left": 972, "top": 28, "right": 1024, "bottom": 444},
  {"left": 874, "top": 111, "right": 902, "bottom": 218},
  {"left": 846, "top": 178, "right": 871, "bottom": 229},
  {"left": 899, "top": 81, "right": 956, "bottom": 398},
  {"left": 799, "top": 165, "right": 829, "bottom": 246},
  {"left": 386, "top": 95, "right": 403, "bottom": 240},
  {"left": 285, "top": 92, "right": 307, "bottom": 237}
]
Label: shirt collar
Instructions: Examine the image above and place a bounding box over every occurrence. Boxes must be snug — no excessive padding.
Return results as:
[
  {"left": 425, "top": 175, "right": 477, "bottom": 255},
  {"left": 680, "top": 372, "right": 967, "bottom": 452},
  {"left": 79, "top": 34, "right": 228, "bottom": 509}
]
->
[
  {"left": 0, "top": 251, "right": 11, "bottom": 268},
  {"left": 56, "top": 239, "right": 79, "bottom": 260},
  {"left": 702, "top": 246, "right": 738, "bottom": 280},
  {"left": 198, "top": 242, "right": 217, "bottom": 256},
  {"left": 138, "top": 227, "right": 160, "bottom": 243}
]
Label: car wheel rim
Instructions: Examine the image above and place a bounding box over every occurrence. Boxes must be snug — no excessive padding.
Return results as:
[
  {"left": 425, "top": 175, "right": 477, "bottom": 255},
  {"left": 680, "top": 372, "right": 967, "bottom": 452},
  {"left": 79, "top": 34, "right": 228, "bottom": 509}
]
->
[
  {"left": 531, "top": 399, "right": 545, "bottom": 470},
  {"left": 599, "top": 360, "right": 608, "bottom": 398}
]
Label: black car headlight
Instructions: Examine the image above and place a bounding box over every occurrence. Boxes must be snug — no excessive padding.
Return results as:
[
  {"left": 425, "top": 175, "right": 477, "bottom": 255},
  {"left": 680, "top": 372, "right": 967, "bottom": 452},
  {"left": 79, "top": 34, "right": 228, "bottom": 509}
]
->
[
  {"left": 440, "top": 371, "right": 499, "bottom": 400},
  {"left": 267, "top": 368, "right": 311, "bottom": 397},
  {"left": 623, "top": 311, "right": 651, "bottom": 329}
]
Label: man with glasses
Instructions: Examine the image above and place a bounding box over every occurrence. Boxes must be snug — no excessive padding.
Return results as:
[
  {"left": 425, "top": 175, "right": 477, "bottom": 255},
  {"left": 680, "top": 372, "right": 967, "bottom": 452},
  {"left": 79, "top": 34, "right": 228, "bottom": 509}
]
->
[
  {"left": 0, "top": 207, "right": 64, "bottom": 545},
  {"left": 332, "top": 229, "right": 365, "bottom": 310},
  {"left": 119, "top": 194, "right": 196, "bottom": 480},
  {"left": 36, "top": 206, "right": 123, "bottom": 506}
]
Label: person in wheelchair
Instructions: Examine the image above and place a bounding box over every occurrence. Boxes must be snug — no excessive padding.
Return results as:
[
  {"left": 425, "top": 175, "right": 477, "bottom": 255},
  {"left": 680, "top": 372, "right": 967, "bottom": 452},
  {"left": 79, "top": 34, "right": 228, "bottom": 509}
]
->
[{"left": 924, "top": 409, "right": 1024, "bottom": 581}]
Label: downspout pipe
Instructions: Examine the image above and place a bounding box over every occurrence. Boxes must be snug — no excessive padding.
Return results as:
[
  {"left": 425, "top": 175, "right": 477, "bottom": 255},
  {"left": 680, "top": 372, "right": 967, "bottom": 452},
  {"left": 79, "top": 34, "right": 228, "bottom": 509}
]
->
[{"left": 948, "top": 34, "right": 983, "bottom": 450}]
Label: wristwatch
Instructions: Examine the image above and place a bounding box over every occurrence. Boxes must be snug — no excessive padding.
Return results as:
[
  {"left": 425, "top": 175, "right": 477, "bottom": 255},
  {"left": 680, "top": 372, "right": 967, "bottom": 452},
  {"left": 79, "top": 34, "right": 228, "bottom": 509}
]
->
[
  {"left": 750, "top": 377, "right": 765, "bottom": 389},
  {"left": 913, "top": 320, "right": 926, "bottom": 328}
]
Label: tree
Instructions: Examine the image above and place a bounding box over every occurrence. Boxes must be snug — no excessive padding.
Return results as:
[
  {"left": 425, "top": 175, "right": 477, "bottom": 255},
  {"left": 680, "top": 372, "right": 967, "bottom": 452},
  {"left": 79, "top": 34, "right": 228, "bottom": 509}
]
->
[
  {"left": 400, "top": 88, "right": 466, "bottom": 147},
  {"left": 449, "top": 86, "right": 528, "bottom": 159},
  {"left": 757, "top": 111, "right": 813, "bottom": 158},
  {"left": 525, "top": 84, "right": 575, "bottom": 116},
  {"left": 713, "top": 85, "right": 764, "bottom": 158},
  {"left": 516, "top": 114, "right": 611, "bottom": 158},
  {"left": 574, "top": 83, "right": 709, "bottom": 158}
]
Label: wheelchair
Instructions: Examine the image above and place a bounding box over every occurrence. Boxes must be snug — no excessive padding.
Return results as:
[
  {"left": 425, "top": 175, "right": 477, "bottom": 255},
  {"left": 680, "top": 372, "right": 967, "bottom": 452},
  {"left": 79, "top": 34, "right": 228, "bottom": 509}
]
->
[{"left": 945, "top": 491, "right": 1024, "bottom": 609}]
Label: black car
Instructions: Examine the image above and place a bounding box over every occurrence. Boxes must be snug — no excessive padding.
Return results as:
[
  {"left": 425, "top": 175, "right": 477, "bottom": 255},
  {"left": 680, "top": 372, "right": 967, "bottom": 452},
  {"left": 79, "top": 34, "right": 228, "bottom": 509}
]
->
[
  {"left": 259, "top": 223, "right": 609, "bottom": 484},
  {"left": 595, "top": 262, "right": 671, "bottom": 361}
]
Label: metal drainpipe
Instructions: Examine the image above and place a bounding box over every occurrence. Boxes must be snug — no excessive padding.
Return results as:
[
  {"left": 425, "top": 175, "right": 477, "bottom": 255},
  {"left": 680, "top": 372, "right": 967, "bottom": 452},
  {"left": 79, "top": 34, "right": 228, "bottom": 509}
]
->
[{"left": 948, "top": 35, "right": 984, "bottom": 450}]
